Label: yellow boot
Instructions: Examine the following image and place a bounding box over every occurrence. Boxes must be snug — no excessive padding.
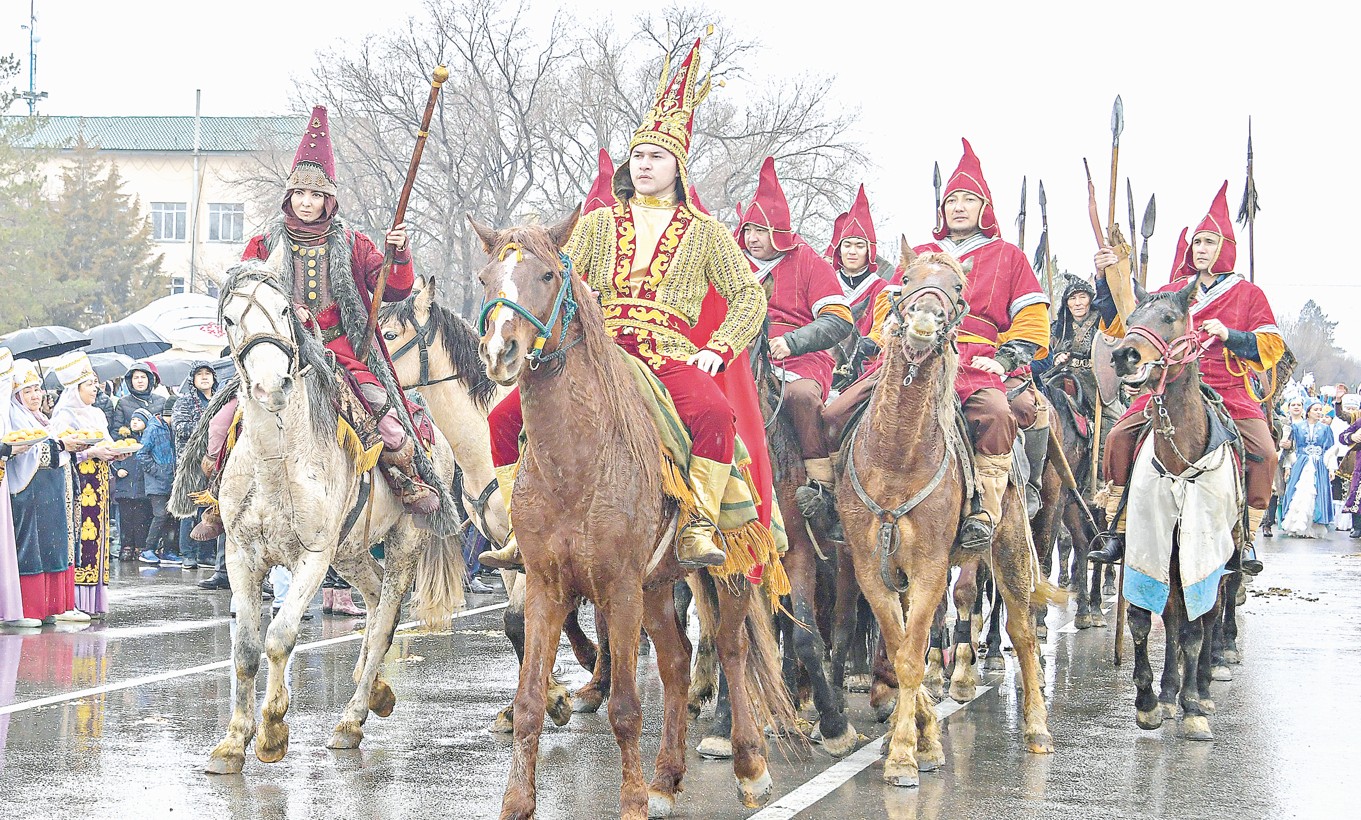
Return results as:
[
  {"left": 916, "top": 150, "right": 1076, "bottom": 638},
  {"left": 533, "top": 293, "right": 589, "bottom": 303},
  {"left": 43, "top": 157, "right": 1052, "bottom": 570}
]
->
[
  {"left": 677, "top": 457, "right": 731, "bottom": 568},
  {"left": 478, "top": 463, "right": 523, "bottom": 570},
  {"left": 960, "top": 452, "right": 1012, "bottom": 550}
]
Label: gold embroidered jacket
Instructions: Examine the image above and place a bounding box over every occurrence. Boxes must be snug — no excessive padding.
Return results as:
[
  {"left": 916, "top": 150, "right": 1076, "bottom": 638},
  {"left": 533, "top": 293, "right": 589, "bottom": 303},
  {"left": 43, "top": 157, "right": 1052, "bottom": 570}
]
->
[{"left": 565, "top": 202, "right": 766, "bottom": 368}]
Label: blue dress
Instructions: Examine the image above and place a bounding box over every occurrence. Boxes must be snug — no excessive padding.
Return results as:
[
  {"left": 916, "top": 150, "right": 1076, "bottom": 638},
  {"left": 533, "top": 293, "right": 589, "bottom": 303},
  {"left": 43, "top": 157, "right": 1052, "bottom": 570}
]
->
[{"left": 1279, "top": 420, "right": 1335, "bottom": 534}]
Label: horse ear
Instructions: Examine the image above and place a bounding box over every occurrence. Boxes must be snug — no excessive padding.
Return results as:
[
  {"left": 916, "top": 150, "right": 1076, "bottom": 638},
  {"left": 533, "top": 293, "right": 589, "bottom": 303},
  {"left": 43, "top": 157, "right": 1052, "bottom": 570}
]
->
[
  {"left": 960, "top": 258, "right": 975, "bottom": 276},
  {"left": 899, "top": 235, "right": 916, "bottom": 270},
  {"left": 549, "top": 208, "right": 581, "bottom": 249},
  {"left": 1177, "top": 276, "right": 1197, "bottom": 310},
  {"left": 467, "top": 215, "right": 498, "bottom": 253},
  {"left": 414, "top": 274, "right": 436, "bottom": 313}
]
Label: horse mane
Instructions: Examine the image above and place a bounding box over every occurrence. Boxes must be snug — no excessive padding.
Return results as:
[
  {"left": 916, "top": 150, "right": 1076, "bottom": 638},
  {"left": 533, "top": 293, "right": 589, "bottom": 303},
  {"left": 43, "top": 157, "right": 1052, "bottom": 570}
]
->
[{"left": 380, "top": 291, "right": 497, "bottom": 411}]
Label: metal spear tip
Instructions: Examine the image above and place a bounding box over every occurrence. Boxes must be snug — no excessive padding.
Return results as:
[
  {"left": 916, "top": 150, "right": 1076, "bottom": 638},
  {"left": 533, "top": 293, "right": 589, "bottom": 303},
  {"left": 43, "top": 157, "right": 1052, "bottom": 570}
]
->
[
  {"left": 433, "top": 65, "right": 451, "bottom": 84},
  {"left": 1038, "top": 180, "right": 1047, "bottom": 208},
  {"left": 933, "top": 162, "right": 941, "bottom": 187},
  {"left": 1142, "top": 194, "right": 1157, "bottom": 238},
  {"left": 1112, "top": 95, "right": 1124, "bottom": 138}
]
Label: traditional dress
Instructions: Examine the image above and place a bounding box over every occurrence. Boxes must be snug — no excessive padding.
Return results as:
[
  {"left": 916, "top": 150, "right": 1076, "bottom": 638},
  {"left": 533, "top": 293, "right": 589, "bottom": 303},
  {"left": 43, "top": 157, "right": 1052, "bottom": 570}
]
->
[
  {"left": 9, "top": 361, "right": 75, "bottom": 622},
  {"left": 1280, "top": 411, "right": 1335, "bottom": 538},
  {"left": 739, "top": 157, "right": 853, "bottom": 484},
  {"left": 1099, "top": 183, "right": 1284, "bottom": 537},
  {"left": 832, "top": 185, "right": 887, "bottom": 336},
  {"left": 48, "top": 352, "right": 114, "bottom": 617},
  {"left": 0, "top": 349, "right": 30, "bottom": 626},
  {"left": 1339, "top": 415, "right": 1361, "bottom": 524}
]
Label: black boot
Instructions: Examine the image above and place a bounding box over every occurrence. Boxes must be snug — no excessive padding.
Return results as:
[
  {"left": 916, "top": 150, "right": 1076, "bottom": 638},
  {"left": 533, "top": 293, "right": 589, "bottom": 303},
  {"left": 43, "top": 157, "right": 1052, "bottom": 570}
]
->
[
  {"left": 1088, "top": 532, "right": 1125, "bottom": 564},
  {"left": 1351, "top": 520, "right": 1361, "bottom": 539}
]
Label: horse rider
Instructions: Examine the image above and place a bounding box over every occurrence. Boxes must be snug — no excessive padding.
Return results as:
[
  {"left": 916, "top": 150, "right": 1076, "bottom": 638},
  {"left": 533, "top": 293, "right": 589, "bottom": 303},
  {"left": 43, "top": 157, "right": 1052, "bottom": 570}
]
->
[
  {"left": 478, "top": 38, "right": 768, "bottom": 571},
  {"left": 825, "top": 138, "right": 1051, "bottom": 549},
  {"left": 739, "top": 157, "right": 854, "bottom": 501},
  {"left": 833, "top": 185, "right": 889, "bottom": 338},
  {"left": 1089, "top": 182, "right": 1284, "bottom": 564},
  {"left": 192, "top": 106, "right": 438, "bottom": 540}
]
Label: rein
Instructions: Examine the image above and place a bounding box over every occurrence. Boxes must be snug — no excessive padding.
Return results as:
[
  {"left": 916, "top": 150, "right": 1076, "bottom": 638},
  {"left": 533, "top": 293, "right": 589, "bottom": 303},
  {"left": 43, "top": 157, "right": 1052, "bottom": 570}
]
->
[
  {"left": 477, "top": 246, "right": 581, "bottom": 371},
  {"left": 226, "top": 280, "right": 310, "bottom": 379},
  {"left": 389, "top": 312, "right": 461, "bottom": 388},
  {"left": 885, "top": 282, "right": 969, "bottom": 387},
  {"left": 1124, "top": 323, "right": 1206, "bottom": 398}
]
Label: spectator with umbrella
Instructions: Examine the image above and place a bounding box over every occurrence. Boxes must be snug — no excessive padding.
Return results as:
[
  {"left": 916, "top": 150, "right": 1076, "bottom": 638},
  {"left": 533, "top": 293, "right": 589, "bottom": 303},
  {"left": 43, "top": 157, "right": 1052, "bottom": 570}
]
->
[
  {"left": 1, "top": 326, "right": 90, "bottom": 361},
  {"left": 85, "top": 321, "right": 171, "bottom": 361}
]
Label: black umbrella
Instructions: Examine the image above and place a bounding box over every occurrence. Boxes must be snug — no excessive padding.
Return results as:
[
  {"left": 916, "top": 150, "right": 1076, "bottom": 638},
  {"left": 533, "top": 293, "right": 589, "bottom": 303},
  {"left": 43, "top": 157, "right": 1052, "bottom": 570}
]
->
[
  {"left": 43, "top": 352, "right": 136, "bottom": 390},
  {"left": 86, "top": 321, "right": 171, "bottom": 360},
  {"left": 146, "top": 356, "right": 236, "bottom": 391},
  {"left": 2, "top": 325, "right": 90, "bottom": 360}
]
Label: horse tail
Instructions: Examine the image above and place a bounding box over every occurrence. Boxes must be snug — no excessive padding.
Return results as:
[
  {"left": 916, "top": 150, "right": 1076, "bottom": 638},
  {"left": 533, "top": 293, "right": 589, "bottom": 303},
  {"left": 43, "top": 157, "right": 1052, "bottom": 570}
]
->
[
  {"left": 411, "top": 529, "right": 467, "bottom": 631},
  {"left": 1031, "top": 574, "right": 1071, "bottom": 611},
  {"left": 741, "top": 584, "right": 802, "bottom": 748},
  {"left": 685, "top": 574, "right": 719, "bottom": 713}
]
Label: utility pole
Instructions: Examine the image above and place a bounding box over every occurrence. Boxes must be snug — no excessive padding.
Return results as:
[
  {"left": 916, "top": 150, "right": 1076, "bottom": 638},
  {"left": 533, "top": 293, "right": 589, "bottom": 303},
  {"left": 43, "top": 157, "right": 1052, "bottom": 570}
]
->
[
  {"left": 19, "top": 0, "right": 48, "bottom": 114},
  {"left": 189, "top": 89, "right": 203, "bottom": 293}
]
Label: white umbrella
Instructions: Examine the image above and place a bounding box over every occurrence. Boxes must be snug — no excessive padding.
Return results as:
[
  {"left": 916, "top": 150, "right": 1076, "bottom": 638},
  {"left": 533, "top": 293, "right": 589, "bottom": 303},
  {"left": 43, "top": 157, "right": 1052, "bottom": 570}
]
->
[{"left": 123, "top": 293, "right": 227, "bottom": 354}]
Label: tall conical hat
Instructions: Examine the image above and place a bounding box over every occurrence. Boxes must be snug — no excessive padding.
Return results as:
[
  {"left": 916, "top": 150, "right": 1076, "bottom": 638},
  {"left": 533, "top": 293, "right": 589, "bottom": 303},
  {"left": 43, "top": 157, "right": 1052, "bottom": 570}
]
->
[
  {"left": 11, "top": 359, "right": 40, "bottom": 393},
  {"left": 738, "top": 157, "right": 797, "bottom": 253},
  {"left": 1182, "top": 182, "right": 1237, "bottom": 274},
  {"left": 933, "top": 138, "right": 999, "bottom": 240},
  {"left": 583, "top": 149, "right": 616, "bottom": 214},
  {"left": 1169, "top": 227, "right": 1193, "bottom": 282},
  {"left": 834, "top": 185, "right": 879, "bottom": 273},
  {"left": 825, "top": 211, "right": 848, "bottom": 260},
  {"left": 287, "top": 105, "right": 338, "bottom": 196},
  {"left": 614, "top": 36, "right": 712, "bottom": 204}
]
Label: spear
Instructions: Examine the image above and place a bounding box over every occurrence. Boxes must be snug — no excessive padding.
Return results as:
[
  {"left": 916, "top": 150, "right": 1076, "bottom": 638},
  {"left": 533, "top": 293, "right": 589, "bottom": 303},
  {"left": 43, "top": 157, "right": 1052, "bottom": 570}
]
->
[
  {"left": 1083, "top": 158, "right": 1105, "bottom": 247},
  {"left": 1237, "top": 117, "right": 1260, "bottom": 282},
  {"left": 359, "top": 64, "right": 450, "bottom": 359},
  {"left": 933, "top": 161, "right": 942, "bottom": 214},
  {"left": 1126, "top": 178, "right": 1139, "bottom": 283},
  {"left": 1108, "top": 95, "right": 1124, "bottom": 238},
  {"left": 1038, "top": 179, "right": 1053, "bottom": 305},
  {"left": 1016, "top": 176, "right": 1027, "bottom": 253},
  {"left": 1139, "top": 194, "right": 1156, "bottom": 288}
]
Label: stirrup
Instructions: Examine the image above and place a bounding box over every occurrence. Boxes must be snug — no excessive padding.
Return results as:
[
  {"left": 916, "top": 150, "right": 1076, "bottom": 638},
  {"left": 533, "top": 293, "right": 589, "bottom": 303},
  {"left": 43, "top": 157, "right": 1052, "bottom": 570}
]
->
[
  {"left": 677, "top": 521, "right": 726, "bottom": 569},
  {"left": 1240, "top": 545, "right": 1263, "bottom": 576},
  {"left": 956, "top": 512, "right": 994, "bottom": 551},
  {"left": 1088, "top": 532, "right": 1125, "bottom": 565}
]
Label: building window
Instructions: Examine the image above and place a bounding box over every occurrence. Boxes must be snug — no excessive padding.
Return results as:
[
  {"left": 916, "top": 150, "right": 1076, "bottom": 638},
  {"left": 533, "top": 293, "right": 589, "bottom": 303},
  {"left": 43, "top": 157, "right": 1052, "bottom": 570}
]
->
[
  {"left": 170, "top": 275, "right": 186, "bottom": 295},
  {"left": 208, "top": 203, "right": 245, "bottom": 243},
  {"left": 151, "top": 202, "right": 187, "bottom": 242}
]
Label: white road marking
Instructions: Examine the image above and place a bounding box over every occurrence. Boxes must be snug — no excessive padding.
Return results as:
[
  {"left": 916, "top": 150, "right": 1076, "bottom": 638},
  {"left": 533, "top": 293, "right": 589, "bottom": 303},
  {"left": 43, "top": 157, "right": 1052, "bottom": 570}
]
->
[
  {"left": 0, "top": 601, "right": 510, "bottom": 717},
  {"left": 750, "top": 686, "right": 995, "bottom": 820}
]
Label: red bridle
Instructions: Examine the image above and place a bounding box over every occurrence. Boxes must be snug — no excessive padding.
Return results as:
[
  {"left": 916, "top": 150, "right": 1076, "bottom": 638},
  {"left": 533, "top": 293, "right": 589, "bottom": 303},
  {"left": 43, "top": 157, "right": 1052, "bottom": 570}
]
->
[{"left": 1124, "top": 323, "right": 1209, "bottom": 396}]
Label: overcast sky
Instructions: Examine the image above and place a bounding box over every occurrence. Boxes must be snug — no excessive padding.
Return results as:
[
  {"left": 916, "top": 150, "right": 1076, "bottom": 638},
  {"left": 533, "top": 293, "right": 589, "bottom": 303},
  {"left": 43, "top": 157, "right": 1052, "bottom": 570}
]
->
[{"left": 5, "top": 1, "right": 1358, "bottom": 355}]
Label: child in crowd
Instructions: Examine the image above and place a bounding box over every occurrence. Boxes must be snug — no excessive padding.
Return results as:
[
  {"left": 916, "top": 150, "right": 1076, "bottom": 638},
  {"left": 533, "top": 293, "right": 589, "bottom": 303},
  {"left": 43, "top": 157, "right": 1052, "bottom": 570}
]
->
[
  {"left": 137, "top": 403, "right": 182, "bottom": 566},
  {"left": 114, "top": 411, "right": 151, "bottom": 563}
]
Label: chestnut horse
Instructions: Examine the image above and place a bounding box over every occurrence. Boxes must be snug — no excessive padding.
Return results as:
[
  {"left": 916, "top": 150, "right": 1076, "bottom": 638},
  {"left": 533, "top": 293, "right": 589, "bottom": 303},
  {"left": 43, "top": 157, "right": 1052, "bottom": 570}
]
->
[
  {"left": 473, "top": 213, "right": 794, "bottom": 820},
  {"left": 836, "top": 252, "right": 1062, "bottom": 787}
]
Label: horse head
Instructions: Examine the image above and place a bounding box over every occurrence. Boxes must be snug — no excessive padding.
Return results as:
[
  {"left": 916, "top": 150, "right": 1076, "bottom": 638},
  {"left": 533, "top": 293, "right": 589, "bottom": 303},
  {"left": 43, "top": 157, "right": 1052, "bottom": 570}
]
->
[
  {"left": 471, "top": 210, "right": 581, "bottom": 386},
  {"left": 219, "top": 262, "right": 300, "bottom": 413},
  {"left": 886, "top": 251, "right": 969, "bottom": 359},
  {"left": 1112, "top": 277, "right": 1198, "bottom": 389},
  {"left": 379, "top": 271, "right": 437, "bottom": 349}
]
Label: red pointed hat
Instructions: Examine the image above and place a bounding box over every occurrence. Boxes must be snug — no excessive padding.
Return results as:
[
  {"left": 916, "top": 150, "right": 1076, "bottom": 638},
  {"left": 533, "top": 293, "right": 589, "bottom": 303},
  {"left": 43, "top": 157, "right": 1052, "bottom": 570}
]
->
[
  {"left": 1182, "top": 181, "right": 1237, "bottom": 274},
  {"left": 739, "top": 157, "right": 797, "bottom": 253},
  {"left": 583, "top": 149, "right": 615, "bottom": 214},
  {"left": 287, "top": 105, "right": 338, "bottom": 196},
  {"left": 1169, "top": 227, "right": 1193, "bottom": 282},
  {"left": 617, "top": 37, "right": 712, "bottom": 203},
  {"left": 835, "top": 184, "right": 879, "bottom": 272},
  {"left": 933, "top": 138, "right": 999, "bottom": 240},
  {"left": 825, "top": 211, "right": 848, "bottom": 260}
]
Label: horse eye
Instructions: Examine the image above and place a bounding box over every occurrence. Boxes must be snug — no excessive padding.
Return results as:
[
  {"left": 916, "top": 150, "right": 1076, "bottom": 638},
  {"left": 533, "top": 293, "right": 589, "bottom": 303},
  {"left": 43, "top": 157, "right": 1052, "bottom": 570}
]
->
[
  {"left": 541, "top": 271, "right": 554, "bottom": 283},
  {"left": 383, "top": 331, "right": 398, "bottom": 341}
]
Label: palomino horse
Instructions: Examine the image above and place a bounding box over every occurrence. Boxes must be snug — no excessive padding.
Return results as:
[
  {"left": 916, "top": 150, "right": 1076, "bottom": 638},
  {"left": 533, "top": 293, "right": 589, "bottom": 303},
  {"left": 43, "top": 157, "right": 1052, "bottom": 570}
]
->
[
  {"left": 474, "top": 214, "right": 794, "bottom": 820},
  {"left": 1111, "top": 279, "right": 1237, "bottom": 741},
  {"left": 378, "top": 275, "right": 594, "bottom": 731},
  {"left": 836, "top": 252, "right": 1062, "bottom": 787},
  {"left": 199, "top": 263, "right": 463, "bottom": 774}
]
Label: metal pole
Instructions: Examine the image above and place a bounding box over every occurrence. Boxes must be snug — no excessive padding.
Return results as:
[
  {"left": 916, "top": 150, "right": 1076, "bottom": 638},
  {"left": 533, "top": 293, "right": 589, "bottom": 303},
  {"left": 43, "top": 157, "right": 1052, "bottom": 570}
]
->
[{"left": 189, "top": 89, "right": 202, "bottom": 293}]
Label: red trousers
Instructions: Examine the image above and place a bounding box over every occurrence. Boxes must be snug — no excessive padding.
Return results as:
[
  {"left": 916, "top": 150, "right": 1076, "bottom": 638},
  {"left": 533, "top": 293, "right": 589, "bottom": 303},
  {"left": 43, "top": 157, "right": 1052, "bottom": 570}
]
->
[{"left": 488, "top": 338, "right": 736, "bottom": 467}]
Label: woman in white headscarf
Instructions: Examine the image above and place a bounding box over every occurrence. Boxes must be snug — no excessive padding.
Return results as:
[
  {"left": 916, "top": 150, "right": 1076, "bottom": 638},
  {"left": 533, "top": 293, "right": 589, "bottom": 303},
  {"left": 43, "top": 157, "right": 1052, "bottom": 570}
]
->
[
  {"left": 47, "top": 352, "right": 123, "bottom": 618},
  {"left": 0, "top": 348, "right": 43, "bottom": 628},
  {"left": 9, "top": 359, "right": 89, "bottom": 623}
]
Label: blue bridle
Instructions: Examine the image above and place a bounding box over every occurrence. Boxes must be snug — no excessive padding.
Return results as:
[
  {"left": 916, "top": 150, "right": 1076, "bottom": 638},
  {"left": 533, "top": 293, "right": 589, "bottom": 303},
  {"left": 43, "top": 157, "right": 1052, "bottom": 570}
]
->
[{"left": 476, "top": 246, "right": 579, "bottom": 370}]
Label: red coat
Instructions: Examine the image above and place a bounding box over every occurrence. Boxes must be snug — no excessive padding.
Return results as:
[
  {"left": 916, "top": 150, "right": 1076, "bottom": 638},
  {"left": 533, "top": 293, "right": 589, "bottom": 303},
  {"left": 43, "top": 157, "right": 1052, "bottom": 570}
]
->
[
  {"left": 757, "top": 244, "right": 846, "bottom": 398},
  {"left": 841, "top": 273, "right": 888, "bottom": 336},
  {"left": 905, "top": 236, "right": 1048, "bottom": 402},
  {"left": 1126, "top": 273, "right": 1280, "bottom": 422},
  {"left": 242, "top": 230, "right": 413, "bottom": 387}
]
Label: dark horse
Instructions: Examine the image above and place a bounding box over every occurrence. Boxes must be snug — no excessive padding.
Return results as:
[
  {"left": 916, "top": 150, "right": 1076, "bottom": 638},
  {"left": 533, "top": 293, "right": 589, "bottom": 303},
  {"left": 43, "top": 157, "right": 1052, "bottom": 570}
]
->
[{"left": 1111, "top": 279, "right": 1242, "bottom": 740}]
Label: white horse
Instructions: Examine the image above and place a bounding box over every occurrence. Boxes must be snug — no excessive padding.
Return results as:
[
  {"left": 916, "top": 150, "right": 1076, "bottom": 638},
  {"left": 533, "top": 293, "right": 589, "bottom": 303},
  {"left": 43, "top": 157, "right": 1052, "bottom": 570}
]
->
[{"left": 204, "top": 262, "right": 463, "bottom": 774}]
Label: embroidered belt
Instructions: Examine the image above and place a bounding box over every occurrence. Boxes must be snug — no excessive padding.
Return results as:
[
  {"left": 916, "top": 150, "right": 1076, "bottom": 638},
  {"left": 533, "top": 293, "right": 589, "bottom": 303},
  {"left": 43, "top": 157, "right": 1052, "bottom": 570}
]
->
[{"left": 320, "top": 325, "right": 344, "bottom": 344}]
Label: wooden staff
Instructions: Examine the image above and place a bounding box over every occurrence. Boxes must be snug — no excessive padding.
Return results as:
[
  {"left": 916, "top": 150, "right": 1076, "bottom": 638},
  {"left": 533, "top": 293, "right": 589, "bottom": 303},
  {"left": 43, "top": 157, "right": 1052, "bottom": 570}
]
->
[{"left": 358, "top": 64, "right": 450, "bottom": 359}]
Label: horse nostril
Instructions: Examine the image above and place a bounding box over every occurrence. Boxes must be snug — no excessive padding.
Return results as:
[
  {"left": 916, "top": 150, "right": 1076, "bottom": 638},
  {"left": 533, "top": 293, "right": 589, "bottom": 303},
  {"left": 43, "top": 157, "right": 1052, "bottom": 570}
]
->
[{"left": 503, "top": 338, "right": 519, "bottom": 361}]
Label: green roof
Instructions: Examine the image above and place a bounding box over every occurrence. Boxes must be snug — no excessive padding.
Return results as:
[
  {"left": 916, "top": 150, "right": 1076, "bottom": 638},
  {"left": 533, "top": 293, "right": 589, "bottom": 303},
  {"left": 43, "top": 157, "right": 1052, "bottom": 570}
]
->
[{"left": 3, "top": 115, "right": 306, "bottom": 153}]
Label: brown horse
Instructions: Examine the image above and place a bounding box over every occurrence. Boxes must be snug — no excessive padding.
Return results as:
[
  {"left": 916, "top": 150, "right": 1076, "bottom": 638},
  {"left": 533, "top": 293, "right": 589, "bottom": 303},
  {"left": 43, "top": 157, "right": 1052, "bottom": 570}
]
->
[
  {"left": 835, "top": 251, "right": 1061, "bottom": 787},
  {"left": 473, "top": 213, "right": 794, "bottom": 820}
]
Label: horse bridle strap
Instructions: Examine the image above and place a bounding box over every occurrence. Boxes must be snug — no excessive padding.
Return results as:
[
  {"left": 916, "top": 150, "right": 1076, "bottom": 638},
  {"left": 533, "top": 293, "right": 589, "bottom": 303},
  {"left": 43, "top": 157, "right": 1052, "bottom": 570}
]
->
[
  {"left": 1126, "top": 323, "right": 1206, "bottom": 396},
  {"left": 227, "top": 281, "right": 306, "bottom": 377},
  {"left": 477, "top": 248, "right": 579, "bottom": 370},
  {"left": 389, "top": 314, "right": 462, "bottom": 388}
]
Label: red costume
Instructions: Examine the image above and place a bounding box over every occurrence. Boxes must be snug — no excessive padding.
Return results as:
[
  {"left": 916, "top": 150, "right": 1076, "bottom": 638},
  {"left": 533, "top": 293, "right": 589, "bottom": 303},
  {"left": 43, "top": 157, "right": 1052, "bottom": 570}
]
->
[{"left": 831, "top": 185, "right": 888, "bottom": 336}]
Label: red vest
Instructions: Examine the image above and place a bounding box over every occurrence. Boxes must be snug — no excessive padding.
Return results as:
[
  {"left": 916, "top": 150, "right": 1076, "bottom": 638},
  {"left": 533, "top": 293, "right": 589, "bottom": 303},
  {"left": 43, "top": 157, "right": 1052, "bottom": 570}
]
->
[{"left": 757, "top": 244, "right": 845, "bottom": 397}]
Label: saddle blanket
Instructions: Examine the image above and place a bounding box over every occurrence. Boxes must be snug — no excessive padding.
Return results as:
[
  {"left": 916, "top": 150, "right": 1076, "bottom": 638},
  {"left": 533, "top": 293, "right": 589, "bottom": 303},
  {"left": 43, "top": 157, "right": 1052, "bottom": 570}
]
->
[{"left": 1124, "top": 434, "right": 1241, "bottom": 620}]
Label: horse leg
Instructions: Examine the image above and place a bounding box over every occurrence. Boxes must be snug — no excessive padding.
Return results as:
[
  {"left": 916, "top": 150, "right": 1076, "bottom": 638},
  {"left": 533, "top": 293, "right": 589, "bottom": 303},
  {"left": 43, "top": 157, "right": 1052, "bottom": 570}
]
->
[
  {"left": 492, "top": 571, "right": 528, "bottom": 733},
  {"left": 949, "top": 560, "right": 981, "bottom": 702},
  {"left": 642, "top": 586, "right": 692, "bottom": 819},
  {"left": 331, "top": 554, "right": 389, "bottom": 721},
  {"left": 599, "top": 594, "right": 649, "bottom": 820},
  {"left": 715, "top": 584, "right": 775, "bottom": 809},
  {"left": 1128, "top": 606, "right": 1162, "bottom": 729},
  {"left": 885, "top": 560, "right": 950, "bottom": 787},
  {"left": 828, "top": 556, "right": 861, "bottom": 698},
  {"left": 785, "top": 546, "right": 856, "bottom": 757},
  {"left": 983, "top": 579, "right": 1006, "bottom": 672},
  {"left": 565, "top": 604, "right": 598, "bottom": 673},
  {"left": 1222, "top": 571, "right": 1243, "bottom": 664},
  {"left": 1199, "top": 590, "right": 1224, "bottom": 714},
  {"left": 994, "top": 514, "right": 1054, "bottom": 753},
  {"left": 922, "top": 596, "right": 947, "bottom": 703},
  {"left": 776, "top": 609, "right": 802, "bottom": 711},
  {"left": 256, "top": 550, "right": 329, "bottom": 763},
  {"left": 573, "top": 605, "right": 612, "bottom": 713},
  {"left": 686, "top": 575, "right": 719, "bottom": 719},
  {"left": 1171, "top": 561, "right": 1212, "bottom": 741},
  {"left": 1086, "top": 557, "right": 1107, "bottom": 628},
  {"left": 500, "top": 576, "right": 571, "bottom": 820},
  {"left": 1104, "top": 564, "right": 1118, "bottom": 598},
  {"left": 205, "top": 545, "right": 266, "bottom": 774},
  {"left": 1057, "top": 525, "right": 1073, "bottom": 588}
]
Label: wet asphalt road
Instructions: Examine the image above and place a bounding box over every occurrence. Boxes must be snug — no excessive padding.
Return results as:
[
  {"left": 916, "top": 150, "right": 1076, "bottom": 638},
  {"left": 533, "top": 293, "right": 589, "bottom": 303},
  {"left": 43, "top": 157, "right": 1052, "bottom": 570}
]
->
[{"left": 0, "top": 531, "right": 1356, "bottom": 820}]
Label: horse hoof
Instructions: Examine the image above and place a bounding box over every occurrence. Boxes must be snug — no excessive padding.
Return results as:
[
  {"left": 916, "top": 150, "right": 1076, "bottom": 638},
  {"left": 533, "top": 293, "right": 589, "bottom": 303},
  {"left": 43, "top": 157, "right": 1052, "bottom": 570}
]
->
[
  {"left": 205, "top": 752, "right": 244, "bottom": 775},
  {"left": 984, "top": 654, "right": 1006, "bottom": 672},
  {"left": 949, "top": 682, "right": 977, "bottom": 703},
  {"left": 490, "top": 705, "right": 514, "bottom": 734},
  {"left": 916, "top": 748, "right": 945, "bottom": 772},
  {"left": 873, "top": 695, "right": 898, "bottom": 723},
  {"left": 1074, "top": 613, "right": 1093, "bottom": 630},
  {"left": 1091, "top": 611, "right": 1108, "bottom": 628},
  {"left": 1211, "top": 665, "right": 1233, "bottom": 682},
  {"left": 1025, "top": 731, "right": 1055, "bottom": 754},
  {"left": 368, "top": 679, "right": 396, "bottom": 718},
  {"left": 883, "top": 762, "right": 919, "bottom": 788},
  {"left": 737, "top": 768, "right": 773, "bottom": 808},
  {"left": 1235, "top": 586, "right": 1247, "bottom": 606},
  {"left": 647, "top": 790, "right": 675, "bottom": 818},
  {"left": 547, "top": 691, "right": 573, "bottom": 727},
  {"left": 1199, "top": 698, "right": 1216, "bottom": 716},
  {"left": 1136, "top": 709, "right": 1164, "bottom": 730},
  {"left": 820, "top": 722, "right": 858, "bottom": 758},
  {"left": 1160, "top": 702, "right": 1179, "bottom": 719},
  {"left": 1181, "top": 715, "right": 1213, "bottom": 741},
  {"left": 1035, "top": 622, "right": 1049, "bottom": 640},
  {"left": 697, "top": 736, "right": 733, "bottom": 760},
  {"left": 327, "top": 721, "right": 364, "bottom": 750},
  {"left": 573, "top": 689, "right": 604, "bottom": 714},
  {"left": 1223, "top": 648, "right": 1242, "bottom": 665},
  {"left": 846, "top": 673, "right": 872, "bottom": 693},
  {"left": 254, "top": 723, "right": 290, "bottom": 763}
]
